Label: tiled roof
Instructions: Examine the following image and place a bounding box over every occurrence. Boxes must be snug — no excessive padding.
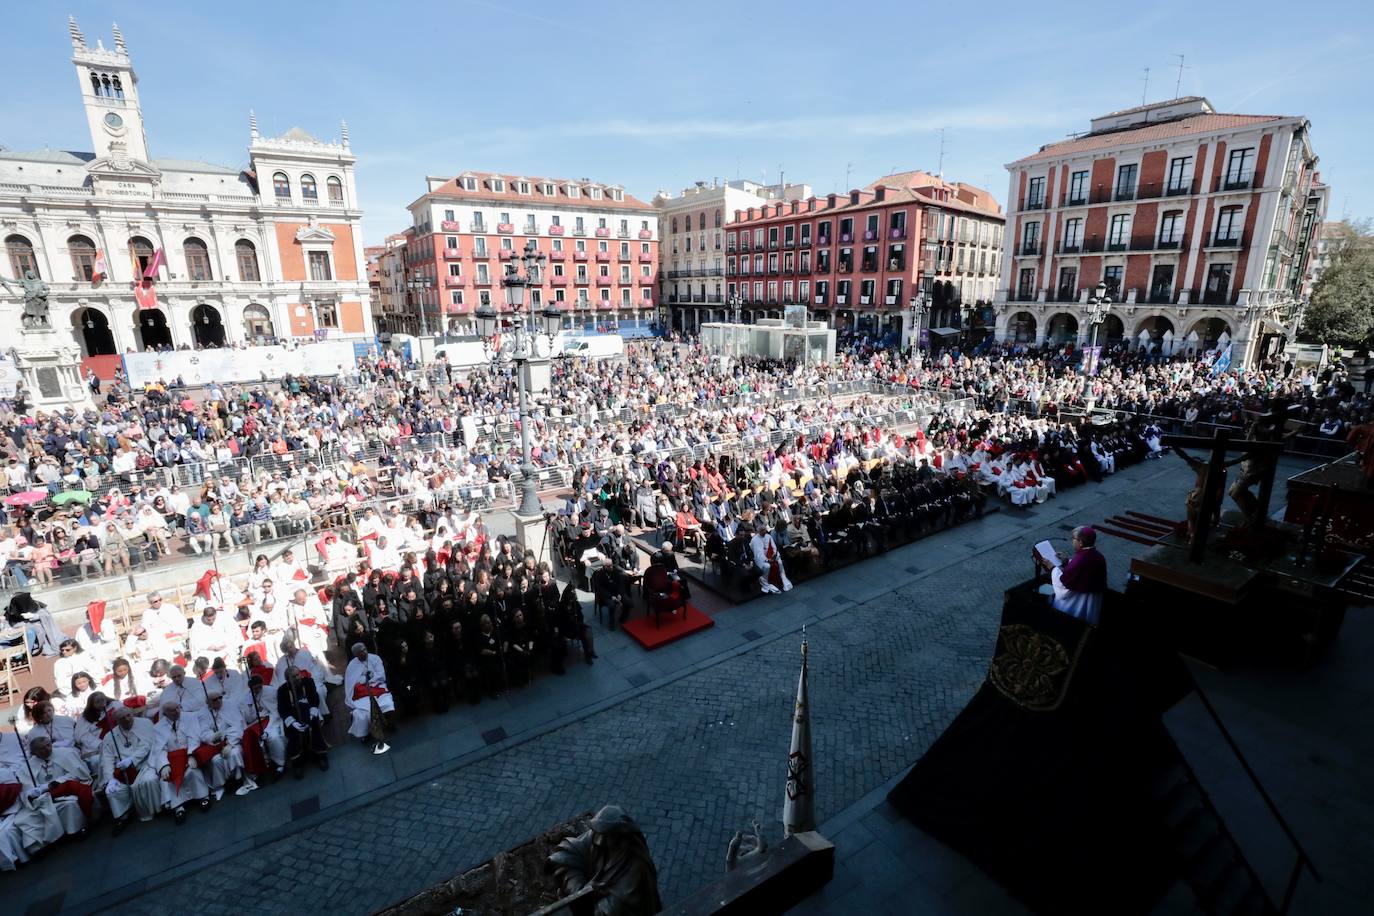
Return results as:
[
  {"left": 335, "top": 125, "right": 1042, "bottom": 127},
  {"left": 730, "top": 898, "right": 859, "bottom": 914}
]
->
[
  {"left": 0, "top": 149, "right": 95, "bottom": 165},
  {"left": 733, "top": 182, "right": 1003, "bottom": 227},
  {"left": 1010, "top": 113, "right": 1290, "bottom": 165},
  {"left": 424, "top": 171, "right": 653, "bottom": 210}
]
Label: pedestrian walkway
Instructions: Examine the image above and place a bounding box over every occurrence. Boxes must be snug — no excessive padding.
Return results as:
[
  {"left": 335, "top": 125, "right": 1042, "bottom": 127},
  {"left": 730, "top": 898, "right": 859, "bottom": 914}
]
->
[{"left": 11, "top": 454, "right": 1365, "bottom": 916}]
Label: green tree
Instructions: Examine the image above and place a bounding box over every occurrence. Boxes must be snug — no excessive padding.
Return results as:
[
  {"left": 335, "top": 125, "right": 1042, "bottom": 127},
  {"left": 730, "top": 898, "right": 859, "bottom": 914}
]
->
[{"left": 1303, "top": 219, "right": 1374, "bottom": 347}]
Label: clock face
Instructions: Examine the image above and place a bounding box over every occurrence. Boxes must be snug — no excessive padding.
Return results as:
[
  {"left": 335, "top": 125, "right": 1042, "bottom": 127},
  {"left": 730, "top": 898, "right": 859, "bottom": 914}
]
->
[{"left": 104, "top": 112, "right": 124, "bottom": 129}]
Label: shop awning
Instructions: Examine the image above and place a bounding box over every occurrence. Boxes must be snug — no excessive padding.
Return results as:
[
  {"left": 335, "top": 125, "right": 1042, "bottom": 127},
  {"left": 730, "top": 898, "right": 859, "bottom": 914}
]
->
[{"left": 926, "top": 327, "right": 962, "bottom": 337}]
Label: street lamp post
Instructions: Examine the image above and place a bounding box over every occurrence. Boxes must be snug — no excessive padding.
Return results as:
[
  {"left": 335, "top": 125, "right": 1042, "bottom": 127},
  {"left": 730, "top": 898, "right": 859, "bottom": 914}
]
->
[
  {"left": 728, "top": 293, "right": 742, "bottom": 359},
  {"left": 407, "top": 277, "right": 431, "bottom": 337},
  {"left": 1083, "top": 281, "right": 1113, "bottom": 399},
  {"left": 474, "top": 240, "right": 562, "bottom": 519},
  {"left": 906, "top": 292, "right": 928, "bottom": 354}
]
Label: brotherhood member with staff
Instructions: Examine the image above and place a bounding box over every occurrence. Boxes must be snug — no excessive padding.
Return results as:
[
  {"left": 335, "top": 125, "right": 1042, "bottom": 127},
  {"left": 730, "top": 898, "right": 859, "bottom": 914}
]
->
[{"left": 344, "top": 643, "right": 396, "bottom": 756}]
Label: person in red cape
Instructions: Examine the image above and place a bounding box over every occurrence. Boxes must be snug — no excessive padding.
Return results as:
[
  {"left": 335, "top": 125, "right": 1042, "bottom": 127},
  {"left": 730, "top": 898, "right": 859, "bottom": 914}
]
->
[
  {"left": 152, "top": 699, "right": 210, "bottom": 825},
  {"left": 98, "top": 704, "right": 161, "bottom": 834},
  {"left": 21, "top": 735, "right": 93, "bottom": 837}
]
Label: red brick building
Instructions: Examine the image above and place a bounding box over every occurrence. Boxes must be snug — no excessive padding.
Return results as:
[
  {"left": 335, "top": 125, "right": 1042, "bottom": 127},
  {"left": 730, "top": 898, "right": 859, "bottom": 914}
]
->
[
  {"left": 997, "top": 97, "right": 1327, "bottom": 364},
  {"left": 404, "top": 172, "right": 658, "bottom": 333},
  {"left": 725, "top": 172, "right": 1002, "bottom": 344}
]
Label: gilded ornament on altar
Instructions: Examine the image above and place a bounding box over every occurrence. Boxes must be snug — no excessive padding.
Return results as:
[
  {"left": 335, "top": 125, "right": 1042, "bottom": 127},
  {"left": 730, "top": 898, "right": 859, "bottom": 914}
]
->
[{"left": 990, "top": 624, "right": 1070, "bottom": 710}]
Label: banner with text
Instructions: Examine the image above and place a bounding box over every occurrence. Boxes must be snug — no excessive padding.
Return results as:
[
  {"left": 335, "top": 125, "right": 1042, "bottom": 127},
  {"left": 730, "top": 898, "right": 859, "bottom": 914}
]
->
[{"left": 123, "top": 341, "right": 361, "bottom": 389}]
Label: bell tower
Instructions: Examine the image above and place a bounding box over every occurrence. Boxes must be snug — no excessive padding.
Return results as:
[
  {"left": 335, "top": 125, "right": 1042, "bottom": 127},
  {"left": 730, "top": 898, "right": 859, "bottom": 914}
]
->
[{"left": 69, "top": 17, "right": 150, "bottom": 162}]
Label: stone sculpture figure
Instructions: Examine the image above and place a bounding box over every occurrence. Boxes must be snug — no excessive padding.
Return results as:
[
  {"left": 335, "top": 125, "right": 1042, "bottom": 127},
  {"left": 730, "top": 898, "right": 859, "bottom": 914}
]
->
[
  {"left": 725, "top": 819, "right": 768, "bottom": 873},
  {"left": 548, "top": 805, "right": 662, "bottom": 916},
  {"left": 0, "top": 270, "right": 52, "bottom": 329}
]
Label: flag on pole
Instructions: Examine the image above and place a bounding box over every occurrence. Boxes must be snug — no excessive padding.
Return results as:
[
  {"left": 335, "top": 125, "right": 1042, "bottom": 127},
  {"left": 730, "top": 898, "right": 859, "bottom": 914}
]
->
[
  {"left": 92, "top": 249, "right": 108, "bottom": 283},
  {"left": 133, "top": 279, "right": 157, "bottom": 310},
  {"left": 1210, "top": 343, "right": 1233, "bottom": 376},
  {"left": 143, "top": 247, "right": 166, "bottom": 279},
  {"left": 783, "top": 629, "right": 815, "bottom": 835}
]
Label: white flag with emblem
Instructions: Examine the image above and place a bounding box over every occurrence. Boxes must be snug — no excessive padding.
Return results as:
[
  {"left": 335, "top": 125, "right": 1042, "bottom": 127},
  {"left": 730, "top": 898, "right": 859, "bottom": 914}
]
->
[{"left": 783, "top": 630, "right": 814, "bottom": 835}]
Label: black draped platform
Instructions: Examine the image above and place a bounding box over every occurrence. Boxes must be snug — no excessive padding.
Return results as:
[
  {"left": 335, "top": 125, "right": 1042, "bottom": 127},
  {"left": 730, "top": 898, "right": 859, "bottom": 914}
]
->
[{"left": 887, "top": 583, "right": 1195, "bottom": 915}]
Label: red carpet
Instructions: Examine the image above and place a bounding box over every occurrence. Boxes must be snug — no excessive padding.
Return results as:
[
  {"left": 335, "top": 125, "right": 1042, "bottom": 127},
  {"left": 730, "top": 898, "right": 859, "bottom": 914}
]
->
[{"left": 622, "top": 605, "right": 713, "bottom": 650}]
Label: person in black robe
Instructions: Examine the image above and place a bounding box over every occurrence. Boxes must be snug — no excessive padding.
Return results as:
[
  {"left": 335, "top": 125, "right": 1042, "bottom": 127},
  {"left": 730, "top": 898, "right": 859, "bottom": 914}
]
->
[
  {"left": 554, "top": 580, "right": 596, "bottom": 666},
  {"left": 475, "top": 614, "right": 504, "bottom": 699},
  {"left": 277, "top": 667, "right": 329, "bottom": 778},
  {"left": 445, "top": 619, "right": 482, "bottom": 705},
  {"left": 504, "top": 610, "right": 536, "bottom": 687},
  {"left": 414, "top": 629, "right": 452, "bottom": 714}
]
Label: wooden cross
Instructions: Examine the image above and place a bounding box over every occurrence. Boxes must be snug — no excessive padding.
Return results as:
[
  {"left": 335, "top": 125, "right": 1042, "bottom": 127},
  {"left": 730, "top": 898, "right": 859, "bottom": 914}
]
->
[{"left": 1165, "top": 428, "right": 1286, "bottom": 562}]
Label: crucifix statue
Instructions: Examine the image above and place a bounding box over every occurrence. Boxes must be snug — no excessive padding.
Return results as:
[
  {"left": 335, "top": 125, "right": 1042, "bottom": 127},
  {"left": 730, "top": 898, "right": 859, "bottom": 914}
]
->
[{"left": 1167, "top": 426, "right": 1286, "bottom": 562}]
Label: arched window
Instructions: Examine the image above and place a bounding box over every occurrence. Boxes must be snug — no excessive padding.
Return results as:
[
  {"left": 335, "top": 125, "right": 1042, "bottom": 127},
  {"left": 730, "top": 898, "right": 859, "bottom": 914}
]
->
[
  {"left": 235, "top": 240, "right": 260, "bottom": 281},
  {"left": 300, "top": 174, "right": 318, "bottom": 203},
  {"left": 243, "top": 304, "right": 275, "bottom": 341},
  {"left": 326, "top": 176, "right": 344, "bottom": 204},
  {"left": 183, "top": 237, "right": 212, "bottom": 281},
  {"left": 129, "top": 236, "right": 155, "bottom": 277},
  {"left": 272, "top": 172, "right": 291, "bottom": 201},
  {"left": 5, "top": 234, "right": 39, "bottom": 279},
  {"left": 89, "top": 71, "right": 103, "bottom": 97},
  {"left": 68, "top": 234, "right": 97, "bottom": 281},
  {"left": 111, "top": 75, "right": 124, "bottom": 99},
  {"left": 101, "top": 75, "right": 112, "bottom": 97}
]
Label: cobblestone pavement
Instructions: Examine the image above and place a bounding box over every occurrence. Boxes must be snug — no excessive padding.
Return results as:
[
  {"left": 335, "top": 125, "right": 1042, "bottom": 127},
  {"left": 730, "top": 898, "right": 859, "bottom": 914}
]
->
[{"left": 24, "top": 455, "right": 1305, "bottom": 915}]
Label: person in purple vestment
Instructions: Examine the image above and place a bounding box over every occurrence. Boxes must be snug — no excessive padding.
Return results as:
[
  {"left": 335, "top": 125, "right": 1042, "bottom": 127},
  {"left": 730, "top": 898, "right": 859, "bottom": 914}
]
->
[{"left": 1035, "top": 525, "right": 1107, "bottom": 625}]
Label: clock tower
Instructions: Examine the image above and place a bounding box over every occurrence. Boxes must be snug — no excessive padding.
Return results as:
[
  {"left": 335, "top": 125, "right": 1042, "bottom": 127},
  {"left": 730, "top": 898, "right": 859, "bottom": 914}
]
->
[{"left": 69, "top": 17, "right": 150, "bottom": 163}]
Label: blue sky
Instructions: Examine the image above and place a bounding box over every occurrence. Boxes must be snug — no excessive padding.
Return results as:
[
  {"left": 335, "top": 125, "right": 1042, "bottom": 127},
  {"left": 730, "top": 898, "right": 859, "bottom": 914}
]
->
[{"left": 4, "top": 1, "right": 1371, "bottom": 242}]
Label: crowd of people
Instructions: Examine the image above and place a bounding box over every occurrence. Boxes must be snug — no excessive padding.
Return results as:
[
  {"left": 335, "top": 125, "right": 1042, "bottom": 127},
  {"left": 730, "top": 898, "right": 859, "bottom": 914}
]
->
[{"left": 0, "top": 328, "right": 1368, "bottom": 869}]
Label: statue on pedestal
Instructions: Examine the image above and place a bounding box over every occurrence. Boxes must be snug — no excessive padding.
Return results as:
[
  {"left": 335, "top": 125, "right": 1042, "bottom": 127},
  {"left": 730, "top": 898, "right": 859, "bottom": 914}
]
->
[
  {"left": 0, "top": 271, "right": 52, "bottom": 330},
  {"left": 547, "top": 805, "right": 661, "bottom": 916}
]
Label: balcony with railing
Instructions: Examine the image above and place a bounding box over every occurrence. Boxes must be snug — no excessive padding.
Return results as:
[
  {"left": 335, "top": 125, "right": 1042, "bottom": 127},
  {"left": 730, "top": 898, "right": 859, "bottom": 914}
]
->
[
  {"left": 1014, "top": 242, "right": 1040, "bottom": 256},
  {"left": 815, "top": 261, "right": 832, "bottom": 275},
  {"left": 1055, "top": 241, "right": 1082, "bottom": 255},
  {"left": 1106, "top": 238, "right": 1129, "bottom": 252},
  {"left": 839, "top": 232, "right": 853, "bottom": 243},
  {"left": 637, "top": 252, "right": 653, "bottom": 263},
  {"left": 573, "top": 251, "right": 589, "bottom": 261},
  {"left": 471, "top": 223, "right": 488, "bottom": 234},
  {"left": 1208, "top": 230, "right": 1246, "bottom": 249},
  {"left": 444, "top": 276, "right": 463, "bottom": 288},
  {"left": 440, "top": 220, "right": 461, "bottom": 232},
  {"left": 595, "top": 251, "right": 610, "bottom": 262},
  {"left": 616, "top": 229, "right": 630, "bottom": 238},
  {"left": 496, "top": 223, "right": 514, "bottom": 234},
  {"left": 1021, "top": 196, "right": 1046, "bottom": 211},
  {"left": 1213, "top": 173, "right": 1255, "bottom": 193},
  {"left": 499, "top": 249, "right": 517, "bottom": 260},
  {"left": 547, "top": 224, "right": 565, "bottom": 236},
  {"left": 863, "top": 230, "right": 880, "bottom": 242},
  {"left": 1060, "top": 191, "right": 1087, "bottom": 207},
  {"left": 638, "top": 229, "right": 653, "bottom": 239},
  {"left": 783, "top": 237, "right": 797, "bottom": 248},
  {"left": 1114, "top": 185, "right": 1137, "bottom": 202},
  {"left": 524, "top": 224, "right": 540, "bottom": 236},
  {"left": 889, "top": 227, "right": 907, "bottom": 241},
  {"left": 817, "top": 236, "right": 831, "bottom": 247},
  {"left": 1155, "top": 234, "right": 1186, "bottom": 251},
  {"left": 596, "top": 276, "right": 613, "bottom": 286},
  {"left": 551, "top": 275, "right": 569, "bottom": 286},
  {"left": 572, "top": 227, "right": 587, "bottom": 236},
  {"left": 739, "top": 239, "right": 751, "bottom": 252},
  {"left": 860, "top": 258, "right": 879, "bottom": 273},
  {"left": 837, "top": 259, "right": 853, "bottom": 274},
  {"left": 473, "top": 274, "right": 494, "bottom": 286},
  {"left": 471, "top": 246, "right": 492, "bottom": 259},
  {"left": 595, "top": 227, "right": 611, "bottom": 238},
  {"left": 617, "top": 252, "right": 632, "bottom": 262},
  {"left": 574, "top": 274, "right": 591, "bottom": 284},
  {"left": 443, "top": 248, "right": 462, "bottom": 259}
]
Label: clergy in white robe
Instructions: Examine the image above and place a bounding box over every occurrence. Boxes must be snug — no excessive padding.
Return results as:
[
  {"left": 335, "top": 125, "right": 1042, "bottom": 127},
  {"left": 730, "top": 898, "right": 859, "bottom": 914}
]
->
[
  {"left": 271, "top": 548, "right": 311, "bottom": 590},
  {"left": 749, "top": 529, "right": 793, "bottom": 593},
  {"left": 75, "top": 609, "right": 121, "bottom": 671},
  {"left": 188, "top": 606, "right": 243, "bottom": 667},
  {"left": 159, "top": 667, "right": 207, "bottom": 716},
  {"left": 191, "top": 688, "right": 254, "bottom": 799},
  {"left": 0, "top": 765, "right": 64, "bottom": 871},
  {"left": 285, "top": 589, "right": 330, "bottom": 660},
  {"left": 99, "top": 706, "right": 161, "bottom": 825},
  {"left": 22, "top": 703, "right": 77, "bottom": 753},
  {"left": 152, "top": 700, "right": 210, "bottom": 815},
  {"left": 204, "top": 659, "right": 247, "bottom": 705},
  {"left": 20, "top": 737, "right": 91, "bottom": 836},
  {"left": 139, "top": 592, "right": 190, "bottom": 660},
  {"left": 343, "top": 644, "right": 394, "bottom": 752}
]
